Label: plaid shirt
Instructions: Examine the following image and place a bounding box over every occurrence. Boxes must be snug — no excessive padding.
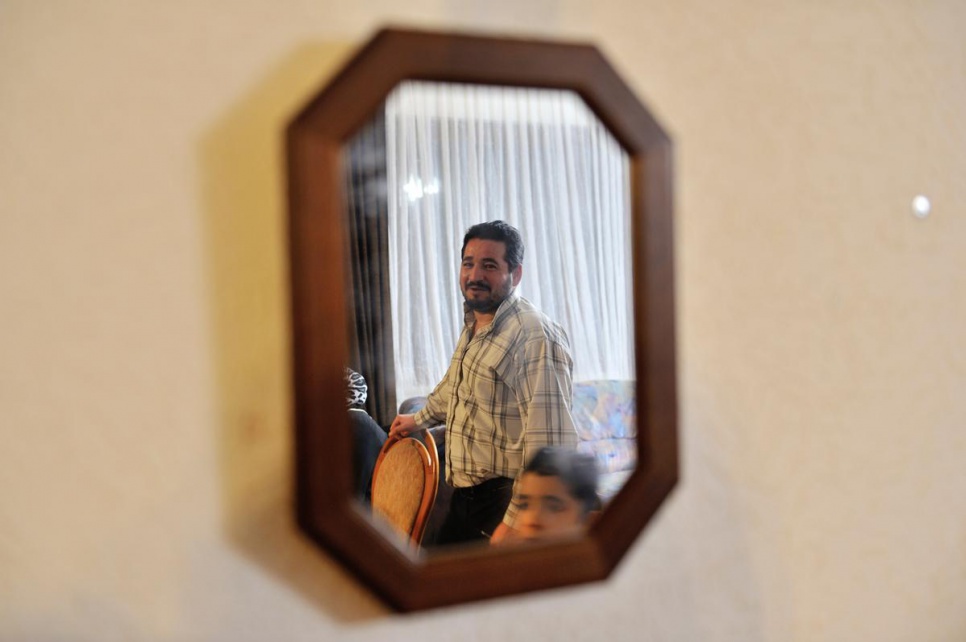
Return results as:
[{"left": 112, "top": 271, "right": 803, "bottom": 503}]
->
[{"left": 413, "top": 294, "right": 577, "bottom": 525}]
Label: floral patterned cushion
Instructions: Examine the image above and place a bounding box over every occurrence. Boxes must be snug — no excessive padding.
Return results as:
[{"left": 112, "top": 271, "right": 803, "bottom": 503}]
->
[
  {"left": 577, "top": 437, "right": 636, "bottom": 476},
  {"left": 597, "top": 469, "right": 635, "bottom": 503},
  {"left": 572, "top": 380, "right": 637, "bottom": 489},
  {"left": 572, "top": 380, "right": 636, "bottom": 441}
]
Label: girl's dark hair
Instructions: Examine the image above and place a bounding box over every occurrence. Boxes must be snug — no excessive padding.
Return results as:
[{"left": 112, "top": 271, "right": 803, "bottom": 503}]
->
[
  {"left": 523, "top": 446, "right": 601, "bottom": 514},
  {"left": 344, "top": 367, "right": 368, "bottom": 409}
]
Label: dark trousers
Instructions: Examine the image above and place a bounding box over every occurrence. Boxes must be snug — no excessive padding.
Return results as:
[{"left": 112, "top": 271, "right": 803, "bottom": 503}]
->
[
  {"left": 348, "top": 410, "right": 387, "bottom": 504},
  {"left": 435, "top": 477, "right": 514, "bottom": 546}
]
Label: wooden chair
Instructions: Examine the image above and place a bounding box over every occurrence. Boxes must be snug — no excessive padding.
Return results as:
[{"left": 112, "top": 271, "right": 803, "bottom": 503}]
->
[{"left": 370, "top": 431, "right": 439, "bottom": 546}]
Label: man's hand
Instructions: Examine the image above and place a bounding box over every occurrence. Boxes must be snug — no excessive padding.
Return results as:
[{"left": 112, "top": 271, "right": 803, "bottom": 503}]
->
[{"left": 389, "top": 414, "right": 418, "bottom": 439}]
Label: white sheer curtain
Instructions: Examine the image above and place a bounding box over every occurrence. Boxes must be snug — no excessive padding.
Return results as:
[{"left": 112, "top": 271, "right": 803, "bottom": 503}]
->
[{"left": 386, "top": 81, "right": 633, "bottom": 402}]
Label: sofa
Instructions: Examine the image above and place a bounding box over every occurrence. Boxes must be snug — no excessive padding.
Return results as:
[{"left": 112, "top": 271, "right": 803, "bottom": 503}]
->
[{"left": 571, "top": 379, "right": 637, "bottom": 503}]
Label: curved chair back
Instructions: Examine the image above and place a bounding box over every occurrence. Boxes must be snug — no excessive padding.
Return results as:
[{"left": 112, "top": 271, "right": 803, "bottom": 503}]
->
[{"left": 370, "top": 431, "right": 439, "bottom": 545}]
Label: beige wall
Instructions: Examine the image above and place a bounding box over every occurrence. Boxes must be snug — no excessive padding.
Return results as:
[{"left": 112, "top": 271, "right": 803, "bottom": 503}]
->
[{"left": 2, "top": 1, "right": 964, "bottom": 640}]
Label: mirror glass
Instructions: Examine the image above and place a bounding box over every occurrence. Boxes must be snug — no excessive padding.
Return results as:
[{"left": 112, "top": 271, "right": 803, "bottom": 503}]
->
[{"left": 340, "top": 81, "right": 636, "bottom": 553}]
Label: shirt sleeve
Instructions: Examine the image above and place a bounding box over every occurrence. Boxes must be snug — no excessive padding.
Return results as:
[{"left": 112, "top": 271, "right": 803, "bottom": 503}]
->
[{"left": 502, "top": 330, "right": 578, "bottom": 527}]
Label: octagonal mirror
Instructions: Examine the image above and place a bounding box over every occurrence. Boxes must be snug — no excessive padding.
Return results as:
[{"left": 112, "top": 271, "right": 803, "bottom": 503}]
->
[{"left": 287, "top": 27, "right": 677, "bottom": 611}]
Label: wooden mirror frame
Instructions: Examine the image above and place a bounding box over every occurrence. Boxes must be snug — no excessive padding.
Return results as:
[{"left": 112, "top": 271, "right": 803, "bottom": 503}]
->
[{"left": 287, "top": 27, "right": 677, "bottom": 611}]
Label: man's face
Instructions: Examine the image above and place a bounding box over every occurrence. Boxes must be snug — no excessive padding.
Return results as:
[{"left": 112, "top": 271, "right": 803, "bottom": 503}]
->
[
  {"left": 515, "top": 472, "right": 585, "bottom": 542},
  {"left": 460, "top": 238, "right": 521, "bottom": 313}
]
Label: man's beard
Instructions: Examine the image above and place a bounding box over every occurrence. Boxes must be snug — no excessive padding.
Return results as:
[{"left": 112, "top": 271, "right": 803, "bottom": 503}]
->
[{"left": 462, "top": 281, "right": 511, "bottom": 313}]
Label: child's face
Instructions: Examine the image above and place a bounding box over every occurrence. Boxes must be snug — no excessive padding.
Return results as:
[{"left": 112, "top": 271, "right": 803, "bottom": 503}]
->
[{"left": 516, "top": 472, "right": 585, "bottom": 541}]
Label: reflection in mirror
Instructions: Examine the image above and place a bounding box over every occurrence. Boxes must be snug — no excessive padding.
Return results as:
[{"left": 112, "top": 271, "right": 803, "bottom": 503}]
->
[{"left": 342, "top": 81, "right": 635, "bottom": 553}]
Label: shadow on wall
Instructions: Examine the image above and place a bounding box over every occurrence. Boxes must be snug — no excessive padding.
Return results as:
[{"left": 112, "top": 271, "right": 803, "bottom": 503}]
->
[
  {"left": 199, "top": 40, "right": 390, "bottom": 622},
  {"left": 668, "top": 379, "right": 772, "bottom": 641}
]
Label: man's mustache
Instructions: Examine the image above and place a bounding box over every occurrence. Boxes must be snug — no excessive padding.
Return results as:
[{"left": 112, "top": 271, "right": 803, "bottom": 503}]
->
[{"left": 465, "top": 281, "right": 491, "bottom": 291}]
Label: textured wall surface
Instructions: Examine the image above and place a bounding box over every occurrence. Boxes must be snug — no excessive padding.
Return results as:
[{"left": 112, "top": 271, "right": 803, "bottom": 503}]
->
[{"left": 1, "top": 2, "right": 964, "bottom": 641}]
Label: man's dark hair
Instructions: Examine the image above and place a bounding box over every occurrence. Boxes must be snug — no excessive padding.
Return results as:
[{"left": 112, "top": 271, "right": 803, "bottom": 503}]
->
[
  {"left": 461, "top": 220, "right": 525, "bottom": 271},
  {"left": 523, "top": 446, "right": 601, "bottom": 515}
]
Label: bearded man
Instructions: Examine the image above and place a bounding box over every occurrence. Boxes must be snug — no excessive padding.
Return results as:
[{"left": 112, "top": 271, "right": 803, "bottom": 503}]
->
[{"left": 390, "top": 220, "right": 577, "bottom": 545}]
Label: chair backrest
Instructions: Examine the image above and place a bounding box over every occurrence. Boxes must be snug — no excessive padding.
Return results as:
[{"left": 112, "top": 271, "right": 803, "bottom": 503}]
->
[{"left": 370, "top": 431, "right": 439, "bottom": 546}]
